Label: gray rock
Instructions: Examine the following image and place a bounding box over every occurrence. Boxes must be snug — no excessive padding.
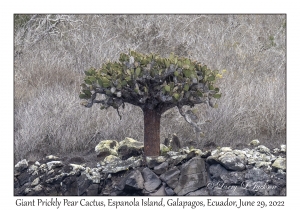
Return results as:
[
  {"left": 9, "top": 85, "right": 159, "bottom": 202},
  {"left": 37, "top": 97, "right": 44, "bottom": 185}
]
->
[
  {"left": 84, "top": 168, "right": 102, "bottom": 184},
  {"left": 200, "top": 150, "right": 211, "bottom": 158},
  {"left": 167, "top": 154, "right": 187, "bottom": 165},
  {"left": 47, "top": 161, "right": 63, "bottom": 170},
  {"left": 142, "top": 168, "right": 161, "bottom": 192},
  {"left": 245, "top": 181, "right": 279, "bottom": 196},
  {"left": 160, "top": 167, "right": 180, "bottom": 189},
  {"left": 219, "top": 152, "right": 245, "bottom": 171},
  {"left": 166, "top": 151, "right": 181, "bottom": 157},
  {"left": 280, "top": 145, "right": 286, "bottom": 153},
  {"left": 150, "top": 185, "right": 166, "bottom": 196},
  {"left": 146, "top": 156, "right": 167, "bottom": 168},
  {"left": 164, "top": 186, "right": 175, "bottom": 195},
  {"left": 255, "top": 161, "right": 272, "bottom": 168},
  {"left": 245, "top": 167, "right": 270, "bottom": 182},
  {"left": 124, "top": 170, "right": 144, "bottom": 191},
  {"left": 272, "top": 157, "right": 286, "bottom": 171},
  {"left": 77, "top": 174, "right": 93, "bottom": 195},
  {"left": 16, "top": 170, "right": 31, "bottom": 186},
  {"left": 95, "top": 140, "right": 119, "bottom": 158},
  {"left": 257, "top": 145, "right": 270, "bottom": 154},
  {"left": 271, "top": 171, "right": 286, "bottom": 187},
  {"left": 249, "top": 139, "right": 260, "bottom": 146},
  {"left": 187, "top": 149, "right": 202, "bottom": 159},
  {"left": 61, "top": 175, "right": 78, "bottom": 196},
  {"left": 31, "top": 177, "right": 40, "bottom": 186},
  {"left": 15, "top": 159, "right": 28, "bottom": 172},
  {"left": 186, "top": 188, "right": 209, "bottom": 196},
  {"left": 102, "top": 156, "right": 142, "bottom": 173},
  {"left": 118, "top": 137, "right": 143, "bottom": 160},
  {"left": 206, "top": 155, "right": 220, "bottom": 165},
  {"left": 174, "top": 157, "right": 207, "bottom": 195},
  {"left": 153, "top": 162, "right": 168, "bottom": 175},
  {"left": 103, "top": 155, "right": 121, "bottom": 164},
  {"left": 209, "top": 164, "right": 228, "bottom": 180},
  {"left": 220, "top": 171, "right": 244, "bottom": 185},
  {"left": 86, "top": 184, "right": 100, "bottom": 196}
]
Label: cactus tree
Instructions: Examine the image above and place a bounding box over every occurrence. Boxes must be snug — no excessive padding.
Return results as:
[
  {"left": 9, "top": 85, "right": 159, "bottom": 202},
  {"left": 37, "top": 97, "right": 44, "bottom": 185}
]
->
[{"left": 80, "top": 50, "right": 222, "bottom": 156}]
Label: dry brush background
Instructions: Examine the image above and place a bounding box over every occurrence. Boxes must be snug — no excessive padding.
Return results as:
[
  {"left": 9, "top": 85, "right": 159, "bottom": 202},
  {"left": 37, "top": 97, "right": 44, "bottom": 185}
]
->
[{"left": 14, "top": 14, "right": 286, "bottom": 163}]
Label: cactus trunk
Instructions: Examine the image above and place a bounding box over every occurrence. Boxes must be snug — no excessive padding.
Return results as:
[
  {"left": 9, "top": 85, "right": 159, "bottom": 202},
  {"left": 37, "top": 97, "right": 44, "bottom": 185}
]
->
[{"left": 143, "top": 108, "right": 161, "bottom": 157}]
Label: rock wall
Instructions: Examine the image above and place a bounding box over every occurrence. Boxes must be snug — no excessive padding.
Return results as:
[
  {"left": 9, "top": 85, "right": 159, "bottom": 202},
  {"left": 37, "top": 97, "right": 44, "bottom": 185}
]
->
[{"left": 14, "top": 138, "right": 286, "bottom": 196}]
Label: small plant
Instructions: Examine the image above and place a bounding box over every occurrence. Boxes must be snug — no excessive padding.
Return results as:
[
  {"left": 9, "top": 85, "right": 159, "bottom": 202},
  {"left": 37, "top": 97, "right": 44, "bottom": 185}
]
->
[{"left": 80, "top": 50, "right": 222, "bottom": 156}]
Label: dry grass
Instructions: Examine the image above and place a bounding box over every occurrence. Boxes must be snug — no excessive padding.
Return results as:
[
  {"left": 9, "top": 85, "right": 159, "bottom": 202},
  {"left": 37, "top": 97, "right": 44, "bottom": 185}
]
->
[{"left": 14, "top": 14, "right": 286, "bottom": 162}]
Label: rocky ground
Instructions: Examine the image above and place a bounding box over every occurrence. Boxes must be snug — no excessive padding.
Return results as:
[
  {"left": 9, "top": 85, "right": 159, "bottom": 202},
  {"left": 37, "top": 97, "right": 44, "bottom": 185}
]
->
[{"left": 14, "top": 138, "right": 286, "bottom": 196}]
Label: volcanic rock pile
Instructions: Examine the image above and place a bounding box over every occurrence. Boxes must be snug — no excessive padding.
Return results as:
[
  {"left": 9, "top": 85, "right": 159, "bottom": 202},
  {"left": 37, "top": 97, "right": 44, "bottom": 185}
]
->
[{"left": 14, "top": 138, "right": 286, "bottom": 196}]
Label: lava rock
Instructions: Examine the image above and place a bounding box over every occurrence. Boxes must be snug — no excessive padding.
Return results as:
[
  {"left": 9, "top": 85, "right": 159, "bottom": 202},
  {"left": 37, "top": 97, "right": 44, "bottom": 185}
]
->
[
  {"left": 153, "top": 162, "right": 168, "bottom": 175},
  {"left": 123, "top": 170, "right": 144, "bottom": 192},
  {"left": 118, "top": 137, "right": 143, "bottom": 160},
  {"left": 160, "top": 167, "right": 180, "bottom": 189},
  {"left": 209, "top": 164, "right": 228, "bottom": 180},
  {"left": 272, "top": 157, "right": 286, "bottom": 171},
  {"left": 95, "top": 140, "right": 119, "bottom": 158},
  {"left": 174, "top": 156, "right": 207, "bottom": 195},
  {"left": 142, "top": 167, "right": 161, "bottom": 192},
  {"left": 219, "top": 152, "right": 246, "bottom": 171},
  {"left": 220, "top": 171, "right": 244, "bottom": 185}
]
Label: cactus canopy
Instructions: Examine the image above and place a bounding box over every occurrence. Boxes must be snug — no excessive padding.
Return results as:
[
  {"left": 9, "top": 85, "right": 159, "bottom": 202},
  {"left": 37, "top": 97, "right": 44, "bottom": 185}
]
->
[{"left": 80, "top": 50, "right": 222, "bottom": 156}]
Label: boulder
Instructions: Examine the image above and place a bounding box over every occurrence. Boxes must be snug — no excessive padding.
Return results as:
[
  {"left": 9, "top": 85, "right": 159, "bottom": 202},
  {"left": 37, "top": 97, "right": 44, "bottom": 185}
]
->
[
  {"left": 218, "top": 152, "right": 246, "bottom": 171},
  {"left": 142, "top": 168, "right": 161, "bottom": 192},
  {"left": 208, "top": 164, "right": 228, "bottom": 180},
  {"left": 249, "top": 139, "right": 260, "bottom": 146},
  {"left": 160, "top": 167, "right": 180, "bottom": 189},
  {"left": 124, "top": 170, "right": 144, "bottom": 192},
  {"left": 153, "top": 162, "right": 168, "bottom": 175},
  {"left": 118, "top": 137, "right": 143, "bottom": 160},
  {"left": 95, "top": 140, "right": 119, "bottom": 158},
  {"left": 47, "top": 161, "right": 63, "bottom": 170},
  {"left": 174, "top": 156, "right": 207, "bottom": 195},
  {"left": 272, "top": 157, "right": 286, "bottom": 171},
  {"left": 77, "top": 174, "right": 93, "bottom": 195},
  {"left": 15, "top": 159, "right": 28, "bottom": 173}
]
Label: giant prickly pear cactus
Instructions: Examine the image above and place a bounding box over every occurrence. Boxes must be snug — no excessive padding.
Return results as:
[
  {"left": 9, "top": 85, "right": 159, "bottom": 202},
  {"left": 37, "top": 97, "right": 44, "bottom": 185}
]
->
[{"left": 80, "top": 50, "right": 222, "bottom": 156}]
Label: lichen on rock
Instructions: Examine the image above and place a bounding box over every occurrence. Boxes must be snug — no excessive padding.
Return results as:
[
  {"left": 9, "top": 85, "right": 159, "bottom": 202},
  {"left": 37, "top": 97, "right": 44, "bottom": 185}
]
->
[{"left": 95, "top": 140, "right": 119, "bottom": 158}]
